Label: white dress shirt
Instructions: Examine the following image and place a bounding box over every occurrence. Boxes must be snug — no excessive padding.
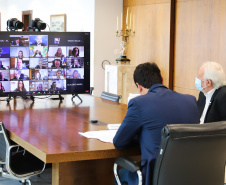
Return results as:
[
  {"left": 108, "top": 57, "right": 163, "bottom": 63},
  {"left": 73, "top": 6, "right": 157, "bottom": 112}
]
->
[{"left": 200, "top": 88, "right": 216, "bottom": 124}]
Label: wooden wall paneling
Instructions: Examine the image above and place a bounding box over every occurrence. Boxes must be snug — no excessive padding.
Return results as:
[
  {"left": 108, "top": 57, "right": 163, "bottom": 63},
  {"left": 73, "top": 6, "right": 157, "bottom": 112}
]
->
[
  {"left": 22, "top": 10, "right": 33, "bottom": 31},
  {"left": 174, "top": 86, "right": 200, "bottom": 97},
  {"left": 174, "top": 0, "right": 214, "bottom": 97},
  {"left": 124, "top": 0, "right": 170, "bottom": 6},
  {"left": 124, "top": 2, "right": 171, "bottom": 87},
  {"left": 211, "top": 0, "right": 226, "bottom": 69},
  {"left": 174, "top": 0, "right": 226, "bottom": 97}
]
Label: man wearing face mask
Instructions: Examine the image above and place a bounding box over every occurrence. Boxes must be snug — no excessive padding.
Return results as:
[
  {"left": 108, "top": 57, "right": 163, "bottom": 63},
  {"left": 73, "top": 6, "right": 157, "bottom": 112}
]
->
[{"left": 195, "top": 61, "right": 226, "bottom": 124}]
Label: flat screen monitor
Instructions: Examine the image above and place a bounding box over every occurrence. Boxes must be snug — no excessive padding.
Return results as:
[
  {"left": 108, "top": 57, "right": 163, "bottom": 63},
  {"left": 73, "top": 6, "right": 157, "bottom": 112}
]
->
[{"left": 0, "top": 32, "right": 90, "bottom": 97}]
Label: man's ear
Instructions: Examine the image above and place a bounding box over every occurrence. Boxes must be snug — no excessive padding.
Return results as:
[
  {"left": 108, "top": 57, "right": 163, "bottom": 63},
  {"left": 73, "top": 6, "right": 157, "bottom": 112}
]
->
[
  {"left": 136, "top": 83, "right": 143, "bottom": 93},
  {"left": 206, "top": 79, "right": 213, "bottom": 87}
]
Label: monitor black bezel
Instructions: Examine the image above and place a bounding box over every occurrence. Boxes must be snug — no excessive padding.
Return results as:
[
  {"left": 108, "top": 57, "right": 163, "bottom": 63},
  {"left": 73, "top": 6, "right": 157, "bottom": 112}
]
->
[{"left": 0, "top": 31, "right": 90, "bottom": 97}]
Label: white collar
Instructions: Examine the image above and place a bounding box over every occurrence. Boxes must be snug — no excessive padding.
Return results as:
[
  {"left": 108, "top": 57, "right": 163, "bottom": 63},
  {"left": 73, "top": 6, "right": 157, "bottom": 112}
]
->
[{"left": 203, "top": 88, "right": 216, "bottom": 100}]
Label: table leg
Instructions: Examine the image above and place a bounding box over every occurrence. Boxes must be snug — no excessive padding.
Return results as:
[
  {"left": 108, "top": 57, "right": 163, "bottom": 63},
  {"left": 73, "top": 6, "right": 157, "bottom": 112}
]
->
[
  {"left": 225, "top": 165, "right": 226, "bottom": 183},
  {"left": 52, "top": 159, "right": 116, "bottom": 185}
]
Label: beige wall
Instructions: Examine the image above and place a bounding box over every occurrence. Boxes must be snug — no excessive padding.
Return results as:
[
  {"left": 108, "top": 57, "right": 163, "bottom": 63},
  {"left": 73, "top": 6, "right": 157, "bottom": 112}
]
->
[{"left": 94, "top": 0, "right": 123, "bottom": 97}]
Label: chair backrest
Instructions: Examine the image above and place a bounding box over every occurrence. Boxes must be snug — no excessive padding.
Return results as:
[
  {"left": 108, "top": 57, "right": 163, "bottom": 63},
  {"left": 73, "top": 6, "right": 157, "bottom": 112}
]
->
[
  {"left": 0, "top": 122, "right": 10, "bottom": 163},
  {"left": 100, "top": 91, "right": 122, "bottom": 102},
  {"left": 153, "top": 122, "right": 226, "bottom": 185},
  {"left": 90, "top": 87, "right": 94, "bottom": 95}
]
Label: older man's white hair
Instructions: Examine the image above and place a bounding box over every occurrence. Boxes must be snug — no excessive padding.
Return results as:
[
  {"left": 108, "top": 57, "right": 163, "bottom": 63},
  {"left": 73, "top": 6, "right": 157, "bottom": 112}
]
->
[{"left": 202, "top": 61, "right": 225, "bottom": 89}]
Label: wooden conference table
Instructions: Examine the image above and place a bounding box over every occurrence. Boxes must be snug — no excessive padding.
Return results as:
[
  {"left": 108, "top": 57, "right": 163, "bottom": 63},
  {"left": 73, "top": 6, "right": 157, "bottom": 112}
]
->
[{"left": 0, "top": 94, "right": 140, "bottom": 185}]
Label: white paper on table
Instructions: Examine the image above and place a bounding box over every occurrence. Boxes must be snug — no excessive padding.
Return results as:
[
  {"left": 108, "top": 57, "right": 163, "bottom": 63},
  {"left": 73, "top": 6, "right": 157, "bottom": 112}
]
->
[
  {"left": 78, "top": 130, "right": 118, "bottom": 143},
  {"left": 107, "top": 124, "right": 121, "bottom": 130}
]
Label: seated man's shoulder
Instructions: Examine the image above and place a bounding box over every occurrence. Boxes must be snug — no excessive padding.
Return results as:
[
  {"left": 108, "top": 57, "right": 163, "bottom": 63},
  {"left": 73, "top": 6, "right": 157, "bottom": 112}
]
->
[
  {"left": 219, "top": 85, "right": 226, "bottom": 92},
  {"left": 215, "top": 86, "right": 226, "bottom": 99}
]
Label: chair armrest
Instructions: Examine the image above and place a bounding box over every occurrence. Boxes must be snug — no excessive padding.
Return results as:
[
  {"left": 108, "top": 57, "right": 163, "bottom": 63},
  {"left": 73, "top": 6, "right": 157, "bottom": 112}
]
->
[
  {"left": 9, "top": 145, "right": 24, "bottom": 155},
  {"left": 9, "top": 145, "right": 20, "bottom": 149},
  {"left": 7, "top": 145, "right": 45, "bottom": 176},
  {"left": 115, "top": 157, "right": 140, "bottom": 173}
]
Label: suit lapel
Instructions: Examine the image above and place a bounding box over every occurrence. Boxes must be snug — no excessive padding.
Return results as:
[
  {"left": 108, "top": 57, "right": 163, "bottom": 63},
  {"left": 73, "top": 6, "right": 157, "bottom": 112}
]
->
[{"left": 204, "top": 88, "right": 219, "bottom": 122}]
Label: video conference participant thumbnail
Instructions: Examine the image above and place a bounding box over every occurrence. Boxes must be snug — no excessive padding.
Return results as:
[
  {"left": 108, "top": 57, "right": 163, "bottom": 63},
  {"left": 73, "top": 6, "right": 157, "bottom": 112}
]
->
[
  {"left": 29, "top": 69, "right": 48, "bottom": 80},
  {"left": 48, "top": 47, "right": 66, "bottom": 58},
  {"left": 70, "top": 57, "right": 84, "bottom": 68},
  {"left": 48, "top": 80, "right": 66, "bottom": 92},
  {"left": 10, "top": 58, "right": 29, "bottom": 69},
  {"left": 9, "top": 35, "right": 29, "bottom": 47},
  {"left": 54, "top": 38, "right": 60, "bottom": 44},
  {"left": 48, "top": 58, "right": 66, "bottom": 68},
  {"left": 0, "top": 59, "right": 10, "bottom": 69},
  {"left": 29, "top": 58, "right": 48, "bottom": 69},
  {"left": 48, "top": 69, "right": 66, "bottom": 80},
  {"left": 0, "top": 70, "right": 10, "bottom": 81},
  {"left": 29, "top": 46, "right": 48, "bottom": 58},
  {"left": 0, "top": 81, "right": 10, "bottom": 93},
  {"left": 66, "top": 68, "right": 84, "bottom": 79},
  {"left": 29, "top": 81, "right": 48, "bottom": 92},
  {"left": 10, "top": 80, "right": 29, "bottom": 92},
  {"left": 48, "top": 35, "right": 68, "bottom": 46},
  {"left": 29, "top": 35, "right": 48, "bottom": 46},
  {"left": 10, "top": 47, "right": 29, "bottom": 58},
  {"left": 67, "top": 46, "right": 84, "bottom": 57},
  {"left": 10, "top": 69, "right": 29, "bottom": 80},
  {"left": 0, "top": 47, "right": 10, "bottom": 58}
]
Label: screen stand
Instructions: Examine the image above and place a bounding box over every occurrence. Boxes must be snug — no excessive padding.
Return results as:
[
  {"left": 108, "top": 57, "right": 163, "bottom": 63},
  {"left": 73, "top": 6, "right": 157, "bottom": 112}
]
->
[
  {"left": 30, "top": 96, "right": 35, "bottom": 102},
  {"left": 59, "top": 94, "right": 64, "bottom": 101},
  {"left": 71, "top": 94, "right": 83, "bottom": 103},
  {"left": 50, "top": 94, "right": 64, "bottom": 101},
  {"left": 6, "top": 95, "right": 12, "bottom": 103},
  {"left": 6, "top": 96, "right": 17, "bottom": 103}
]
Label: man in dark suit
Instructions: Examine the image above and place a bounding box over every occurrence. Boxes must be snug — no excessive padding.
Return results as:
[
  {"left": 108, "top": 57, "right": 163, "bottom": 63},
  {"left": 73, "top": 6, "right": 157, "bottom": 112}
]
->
[
  {"left": 12, "top": 38, "right": 23, "bottom": 46},
  {"left": 31, "top": 35, "right": 46, "bottom": 46},
  {"left": 113, "top": 62, "right": 199, "bottom": 185},
  {"left": 196, "top": 61, "right": 226, "bottom": 123},
  {"left": 49, "top": 82, "right": 61, "bottom": 91}
]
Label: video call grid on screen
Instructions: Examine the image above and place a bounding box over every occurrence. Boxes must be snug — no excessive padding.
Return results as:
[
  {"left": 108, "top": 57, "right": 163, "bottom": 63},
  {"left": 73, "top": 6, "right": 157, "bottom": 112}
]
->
[{"left": 0, "top": 32, "right": 90, "bottom": 97}]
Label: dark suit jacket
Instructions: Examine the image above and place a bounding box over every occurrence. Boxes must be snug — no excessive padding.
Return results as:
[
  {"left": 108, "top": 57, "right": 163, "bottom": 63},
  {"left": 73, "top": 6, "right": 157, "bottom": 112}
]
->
[
  {"left": 113, "top": 84, "right": 200, "bottom": 185},
  {"left": 12, "top": 40, "right": 23, "bottom": 46},
  {"left": 31, "top": 42, "right": 46, "bottom": 46},
  {"left": 197, "top": 86, "right": 226, "bottom": 123},
  {"left": 35, "top": 65, "right": 46, "bottom": 69},
  {"left": 49, "top": 87, "right": 61, "bottom": 91}
]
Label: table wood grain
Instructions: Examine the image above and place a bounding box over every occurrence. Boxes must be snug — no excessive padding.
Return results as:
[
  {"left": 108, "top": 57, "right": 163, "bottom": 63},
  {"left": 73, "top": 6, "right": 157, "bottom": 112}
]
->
[{"left": 0, "top": 95, "right": 140, "bottom": 185}]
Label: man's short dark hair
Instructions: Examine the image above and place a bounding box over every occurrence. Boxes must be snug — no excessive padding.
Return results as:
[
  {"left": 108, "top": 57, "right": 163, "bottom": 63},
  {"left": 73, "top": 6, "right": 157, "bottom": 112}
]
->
[{"left": 133, "top": 62, "right": 162, "bottom": 89}]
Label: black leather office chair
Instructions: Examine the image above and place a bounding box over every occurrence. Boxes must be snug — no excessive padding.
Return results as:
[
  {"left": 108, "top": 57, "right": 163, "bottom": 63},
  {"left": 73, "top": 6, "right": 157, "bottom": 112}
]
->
[
  {"left": 114, "top": 122, "right": 226, "bottom": 185},
  {"left": 100, "top": 91, "right": 122, "bottom": 102},
  {"left": 0, "top": 122, "right": 46, "bottom": 185}
]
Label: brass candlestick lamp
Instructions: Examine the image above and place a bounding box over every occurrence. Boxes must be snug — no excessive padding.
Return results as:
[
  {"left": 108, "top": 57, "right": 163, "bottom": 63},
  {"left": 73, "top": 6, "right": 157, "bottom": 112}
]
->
[{"left": 116, "top": 9, "right": 135, "bottom": 64}]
